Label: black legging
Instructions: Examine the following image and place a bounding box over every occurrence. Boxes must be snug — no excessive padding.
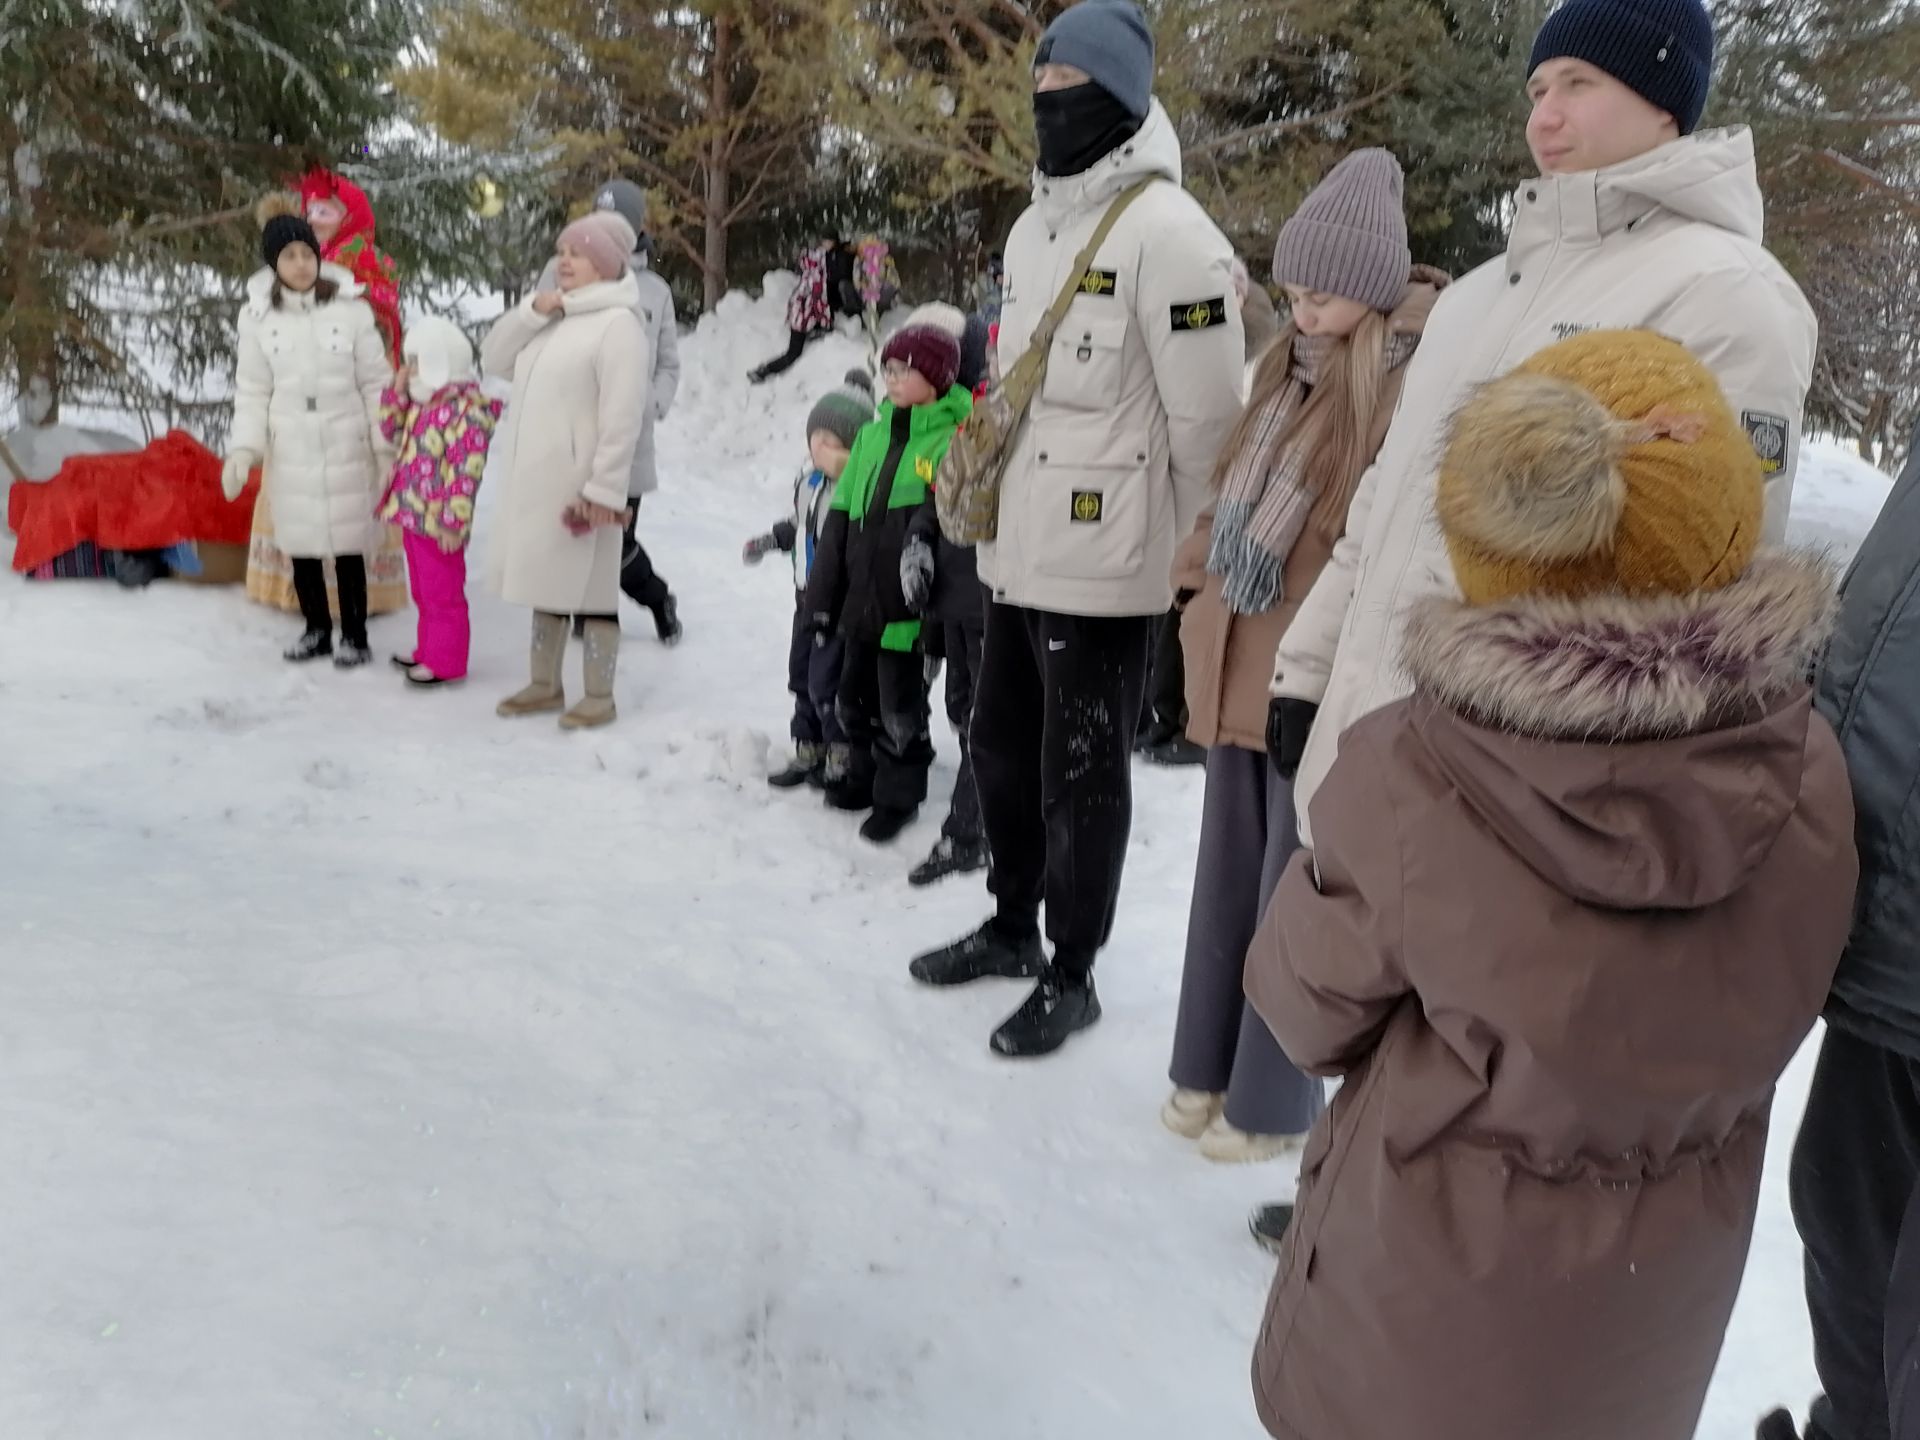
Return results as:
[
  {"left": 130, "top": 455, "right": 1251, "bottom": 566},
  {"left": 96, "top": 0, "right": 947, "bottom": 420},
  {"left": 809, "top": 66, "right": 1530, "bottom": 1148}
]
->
[
  {"left": 755, "top": 327, "right": 811, "bottom": 380},
  {"left": 291, "top": 554, "right": 367, "bottom": 646}
]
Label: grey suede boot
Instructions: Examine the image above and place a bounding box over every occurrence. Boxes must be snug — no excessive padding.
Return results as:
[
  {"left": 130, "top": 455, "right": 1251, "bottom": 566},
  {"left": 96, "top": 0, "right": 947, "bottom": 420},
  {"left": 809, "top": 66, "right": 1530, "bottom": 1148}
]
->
[
  {"left": 497, "top": 611, "right": 568, "bottom": 718},
  {"left": 560, "top": 617, "right": 620, "bottom": 730}
]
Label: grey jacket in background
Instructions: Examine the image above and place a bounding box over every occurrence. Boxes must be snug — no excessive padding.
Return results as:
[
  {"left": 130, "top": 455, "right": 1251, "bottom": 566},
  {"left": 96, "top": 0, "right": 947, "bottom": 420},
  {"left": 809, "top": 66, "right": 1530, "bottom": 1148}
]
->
[
  {"left": 1816, "top": 424, "right": 1920, "bottom": 1061},
  {"left": 535, "top": 253, "right": 681, "bottom": 496}
]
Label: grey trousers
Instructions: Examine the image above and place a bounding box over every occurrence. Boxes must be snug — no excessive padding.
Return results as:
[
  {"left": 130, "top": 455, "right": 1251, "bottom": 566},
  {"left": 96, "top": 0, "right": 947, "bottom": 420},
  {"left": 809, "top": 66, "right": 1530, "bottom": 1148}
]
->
[{"left": 1168, "top": 744, "right": 1326, "bottom": 1136}]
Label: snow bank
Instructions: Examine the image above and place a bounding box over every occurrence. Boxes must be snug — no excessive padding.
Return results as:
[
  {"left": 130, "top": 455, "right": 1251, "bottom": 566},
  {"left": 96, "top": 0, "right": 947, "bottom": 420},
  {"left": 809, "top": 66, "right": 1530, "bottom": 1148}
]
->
[{"left": 1788, "top": 439, "right": 1894, "bottom": 562}]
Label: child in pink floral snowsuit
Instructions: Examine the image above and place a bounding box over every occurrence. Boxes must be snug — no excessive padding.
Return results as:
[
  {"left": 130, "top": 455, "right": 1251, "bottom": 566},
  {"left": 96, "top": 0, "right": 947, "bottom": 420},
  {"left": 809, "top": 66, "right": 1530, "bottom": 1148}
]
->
[{"left": 376, "top": 316, "right": 502, "bottom": 686}]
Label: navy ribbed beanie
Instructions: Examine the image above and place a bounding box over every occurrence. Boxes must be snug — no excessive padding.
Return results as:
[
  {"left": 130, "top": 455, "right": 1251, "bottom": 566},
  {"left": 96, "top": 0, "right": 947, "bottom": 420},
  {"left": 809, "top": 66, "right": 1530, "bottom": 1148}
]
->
[{"left": 1529, "top": 0, "right": 1714, "bottom": 135}]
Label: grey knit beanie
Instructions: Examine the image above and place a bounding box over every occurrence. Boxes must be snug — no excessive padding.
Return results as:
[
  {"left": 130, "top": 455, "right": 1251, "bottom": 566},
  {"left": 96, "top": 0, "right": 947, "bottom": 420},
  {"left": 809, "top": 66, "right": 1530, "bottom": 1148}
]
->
[
  {"left": 593, "top": 179, "right": 648, "bottom": 243},
  {"left": 1271, "top": 149, "right": 1412, "bottom": 314},
  {"left": 1035, "top": 1, "right": 1156, "bottom": 121},
  {"left": 806, "top": 369, "right": 876, "bottom": 450}
]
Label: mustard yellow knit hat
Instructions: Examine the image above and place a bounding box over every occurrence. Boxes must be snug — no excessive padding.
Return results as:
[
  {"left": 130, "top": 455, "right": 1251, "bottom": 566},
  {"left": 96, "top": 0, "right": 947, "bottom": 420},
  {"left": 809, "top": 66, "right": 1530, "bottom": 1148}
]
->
[{"left": 1436, "top": 329, "right": 1764, "bottom": 607}]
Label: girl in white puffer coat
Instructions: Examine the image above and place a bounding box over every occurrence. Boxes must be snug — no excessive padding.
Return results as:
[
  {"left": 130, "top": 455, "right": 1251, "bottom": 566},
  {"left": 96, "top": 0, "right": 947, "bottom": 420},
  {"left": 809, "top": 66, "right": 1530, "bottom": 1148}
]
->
[{"left": 224, "top": 199, "right": 393, "bottom": 666}]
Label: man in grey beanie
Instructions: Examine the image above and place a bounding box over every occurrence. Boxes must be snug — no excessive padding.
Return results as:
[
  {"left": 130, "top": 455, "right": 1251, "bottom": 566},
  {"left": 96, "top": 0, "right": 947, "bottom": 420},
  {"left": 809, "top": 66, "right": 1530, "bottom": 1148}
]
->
[
  {"left": 537, "top": 179, "right": 686, "bottom": 644},
  {"left": 910, "top": 0, "right": 1247, "bottom": 1060}
]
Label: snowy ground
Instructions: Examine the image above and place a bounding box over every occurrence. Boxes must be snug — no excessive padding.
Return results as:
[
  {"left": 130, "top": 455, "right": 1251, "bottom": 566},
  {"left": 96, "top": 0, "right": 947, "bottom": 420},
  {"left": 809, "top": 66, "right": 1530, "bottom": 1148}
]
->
[{"left": 0, "top": 288, "right": 1896, "bottom": 1440}]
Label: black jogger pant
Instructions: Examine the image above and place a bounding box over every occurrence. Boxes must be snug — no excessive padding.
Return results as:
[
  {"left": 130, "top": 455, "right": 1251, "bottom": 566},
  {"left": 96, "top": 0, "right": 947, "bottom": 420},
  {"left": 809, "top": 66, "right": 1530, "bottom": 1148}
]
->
[
  {"left": 619, "top": 504, "right": 670, "bottom": 613},
  {"left": 787, "top": 601, "right": 845, "bottom": 747},
  {"left": 836, "top": 639, "right": 933, "bottom": 812},
  {"left": 970, "top": 602, "right": 1154, "bottom": 980},
  {"left": 941, "top": 615, "right": 987, "bottom": 844},
  {"left": 1792, "top": 1026, "right": 1920, "bottom": 1440},
  {"left": 291, "top": 554, "right": 367, "bottom": 646}
]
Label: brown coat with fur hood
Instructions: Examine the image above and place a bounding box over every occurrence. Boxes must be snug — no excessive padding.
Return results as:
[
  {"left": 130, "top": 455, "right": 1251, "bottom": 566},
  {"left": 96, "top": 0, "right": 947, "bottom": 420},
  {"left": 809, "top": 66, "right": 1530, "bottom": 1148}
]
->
[
  {"left": 1245, "top": 550, "right": 1858, "bottom": 1440},
  {"left": 1175, "top": 269, "right": 1447, "bottom": 752}
]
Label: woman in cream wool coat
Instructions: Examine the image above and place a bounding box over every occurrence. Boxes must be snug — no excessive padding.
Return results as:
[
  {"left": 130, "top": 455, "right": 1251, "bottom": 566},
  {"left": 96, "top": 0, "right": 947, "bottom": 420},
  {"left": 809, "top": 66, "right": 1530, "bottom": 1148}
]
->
[
  {"left": 225, "top": 201, "right": 392, "bottom": 666},
  {"left": 481, "top": 210, "right": 651, "bottom": 731}
]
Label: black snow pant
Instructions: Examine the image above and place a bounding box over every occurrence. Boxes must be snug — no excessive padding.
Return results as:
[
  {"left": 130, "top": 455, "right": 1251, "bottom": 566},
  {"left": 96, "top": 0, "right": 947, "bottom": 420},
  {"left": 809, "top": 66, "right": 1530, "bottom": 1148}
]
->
[
  {"left": 940, "top": 615, "right": 987, "bottom": 845},
  {"left": 1792, "top": 1026, "right": 1920, "bottom": 1440},
  {"left": 292, "top": 554, "right": 367, "bottom": 647},
  {"left": 619, "top": 503, "right": 670, "bottom": 613},
  {"left": 756, "top": 327, "right": 813, "bottom": 380},
  {"left": 1139, "top": 605, "right": 1188, "bottom": 741},
  {"left": 970, "top": 602, "right": 1154, "bottom": 981},
  {"left": 836, "top": 639, "right": 933, "bottom": 813},
  {"left": 787, "top": 600, "right": 845, "bottom": 747}
]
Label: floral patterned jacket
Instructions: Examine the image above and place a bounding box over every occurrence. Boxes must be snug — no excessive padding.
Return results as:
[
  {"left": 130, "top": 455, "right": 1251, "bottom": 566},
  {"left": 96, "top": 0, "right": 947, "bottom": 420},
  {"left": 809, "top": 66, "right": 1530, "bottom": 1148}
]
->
[{"left": 375, "top": 382, "right": 502, "bottom": 549}]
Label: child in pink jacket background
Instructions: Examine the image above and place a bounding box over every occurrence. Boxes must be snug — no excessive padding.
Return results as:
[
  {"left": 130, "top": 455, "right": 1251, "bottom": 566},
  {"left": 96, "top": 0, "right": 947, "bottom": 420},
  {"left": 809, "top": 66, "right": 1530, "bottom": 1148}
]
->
[{"left": 377, "top": 316, "right": 502, "bottom": 686}]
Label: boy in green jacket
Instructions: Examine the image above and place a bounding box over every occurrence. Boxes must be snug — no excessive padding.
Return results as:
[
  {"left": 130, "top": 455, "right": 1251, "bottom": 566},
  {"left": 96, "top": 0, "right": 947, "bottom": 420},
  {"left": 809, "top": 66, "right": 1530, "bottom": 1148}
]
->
[{"left": 804, "top": 305, "right": 974, "bottom": 843}]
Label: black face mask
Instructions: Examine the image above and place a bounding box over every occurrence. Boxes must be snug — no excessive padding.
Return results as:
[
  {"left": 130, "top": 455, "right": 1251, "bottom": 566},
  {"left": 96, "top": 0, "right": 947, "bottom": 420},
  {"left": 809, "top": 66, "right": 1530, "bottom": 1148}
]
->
[{"left": 1033, "top": 83, "right": 1143, "bottom": 179}]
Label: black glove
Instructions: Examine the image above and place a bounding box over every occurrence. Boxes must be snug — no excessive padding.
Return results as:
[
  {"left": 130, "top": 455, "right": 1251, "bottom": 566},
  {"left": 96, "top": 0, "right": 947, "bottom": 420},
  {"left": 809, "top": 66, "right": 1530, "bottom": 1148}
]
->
[
  {"left": 806, "top": 610, "right": 834, "bottom": 648},
  {"left": 900, "top": 536, "right": 935, "bottom": 614},
  {"left": 1266, "top": 697, "right": 1318, "bottom": 780}
]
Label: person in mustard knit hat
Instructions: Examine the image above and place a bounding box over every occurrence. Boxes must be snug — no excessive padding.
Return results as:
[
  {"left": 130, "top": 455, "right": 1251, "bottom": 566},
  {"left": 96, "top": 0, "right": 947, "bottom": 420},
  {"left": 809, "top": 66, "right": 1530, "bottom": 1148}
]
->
[{"left": 1240, "top": 327, "right": 1859, "bottom": 1440}]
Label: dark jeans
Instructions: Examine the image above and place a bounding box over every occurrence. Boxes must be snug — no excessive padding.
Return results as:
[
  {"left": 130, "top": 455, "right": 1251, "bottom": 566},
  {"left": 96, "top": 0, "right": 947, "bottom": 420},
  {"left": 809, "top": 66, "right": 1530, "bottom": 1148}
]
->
[
  {"left": 940, "top": 616, "right": 986, "bottom": 844},
  {"left": 788, "top": 601, "right": 845, "bottom": 747},
  {"left": 970, "top": 602, "right": 1154, "bottom": 979},
  {"left": 291, "top": 554, "right": 367, "bottom": 646},
  {"left": 1792, "top": 1027, "right": 1920, "bottom": 1440},
  {"left": 836, "top": 640, "right": 933, "bottom": 813}
]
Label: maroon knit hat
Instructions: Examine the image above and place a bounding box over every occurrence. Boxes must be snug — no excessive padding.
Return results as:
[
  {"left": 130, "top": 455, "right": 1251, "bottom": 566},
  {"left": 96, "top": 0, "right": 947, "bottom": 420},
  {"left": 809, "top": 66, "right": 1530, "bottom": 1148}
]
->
[{"left": 881, "top": 304, "right": 965, "bottom": 395}]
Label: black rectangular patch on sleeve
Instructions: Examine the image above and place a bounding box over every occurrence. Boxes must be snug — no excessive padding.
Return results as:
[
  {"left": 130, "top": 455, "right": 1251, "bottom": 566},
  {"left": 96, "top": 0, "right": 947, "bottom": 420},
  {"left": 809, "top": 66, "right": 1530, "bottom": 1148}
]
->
[
  {"left": 1170, "top": 297, "right": 1228, "bottom": 332},
  {"left": 1078, "top": 268, "right": 1118, "bottom": 297},
  {"left": 1070, "top": 490, "right": 1104, "bottom": 523},
  {"left": 1743, "top": 410, "right": 1788, "bottom": 475}
]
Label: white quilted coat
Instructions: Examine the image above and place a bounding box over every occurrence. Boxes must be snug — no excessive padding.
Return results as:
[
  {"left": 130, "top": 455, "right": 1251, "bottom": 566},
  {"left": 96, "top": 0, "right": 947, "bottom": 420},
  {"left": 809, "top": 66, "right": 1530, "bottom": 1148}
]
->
[
  {"left": 230, "top": 264, "right": 392, "bottom": 558},
  {"left": 480, "top": 275, "right": 651, "bottom": 615}
]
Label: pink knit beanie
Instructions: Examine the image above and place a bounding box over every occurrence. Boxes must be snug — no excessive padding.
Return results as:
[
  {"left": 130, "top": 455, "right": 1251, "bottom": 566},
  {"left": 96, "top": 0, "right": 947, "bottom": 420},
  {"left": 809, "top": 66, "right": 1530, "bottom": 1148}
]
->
[{"left": 558, "top": 212, "right": 637, "bottom": 282}]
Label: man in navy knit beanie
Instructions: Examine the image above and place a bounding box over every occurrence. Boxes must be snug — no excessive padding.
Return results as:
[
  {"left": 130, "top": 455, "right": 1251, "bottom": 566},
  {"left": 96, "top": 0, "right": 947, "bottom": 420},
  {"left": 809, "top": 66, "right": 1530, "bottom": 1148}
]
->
[{"left": 1526, "top": 0, "right": 1714, "bottom": 172}]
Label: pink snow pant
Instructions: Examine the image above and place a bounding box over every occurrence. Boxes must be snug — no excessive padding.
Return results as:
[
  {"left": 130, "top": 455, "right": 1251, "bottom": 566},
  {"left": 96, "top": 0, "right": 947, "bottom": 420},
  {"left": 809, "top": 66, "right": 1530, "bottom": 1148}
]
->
[{"left": 403, "top": 530, "right": 470, "bottom": 680}]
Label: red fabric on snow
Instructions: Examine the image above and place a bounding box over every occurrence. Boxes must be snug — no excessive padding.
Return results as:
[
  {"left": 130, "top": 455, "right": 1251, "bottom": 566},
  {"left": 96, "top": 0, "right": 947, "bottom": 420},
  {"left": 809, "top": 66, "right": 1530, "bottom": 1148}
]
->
[{"left": 8, "top": 430, "right": 258, "bottom": 574}]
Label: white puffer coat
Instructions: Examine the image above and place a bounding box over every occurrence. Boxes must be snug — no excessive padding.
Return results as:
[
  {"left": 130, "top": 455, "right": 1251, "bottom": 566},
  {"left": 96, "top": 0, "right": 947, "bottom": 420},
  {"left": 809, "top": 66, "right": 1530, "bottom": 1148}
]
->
[
  {"left": 480, "top": 275, "right": 651, "bottom": 615},
  {"left": 230, "top": 264, "right": 392, "bottom": 558},
  {"left": 1271, "top": 128, "right": 1818, "bottom": 846}
]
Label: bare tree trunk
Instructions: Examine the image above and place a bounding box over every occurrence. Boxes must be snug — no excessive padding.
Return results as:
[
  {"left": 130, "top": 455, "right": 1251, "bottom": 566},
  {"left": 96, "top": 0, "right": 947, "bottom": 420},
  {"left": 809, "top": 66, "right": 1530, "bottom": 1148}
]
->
[
  {"left": 2, "top": 108, "right": 59, "bottom": 426},
  {"left": 702, "top": 10, "right": 733, "bottom": 313}
]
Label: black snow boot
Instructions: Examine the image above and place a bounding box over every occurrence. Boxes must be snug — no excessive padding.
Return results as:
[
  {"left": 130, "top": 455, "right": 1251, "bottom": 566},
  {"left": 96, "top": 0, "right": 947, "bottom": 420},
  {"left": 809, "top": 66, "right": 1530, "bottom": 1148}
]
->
[
  {"left": 909, "top": 919, "right": 1044, "bottom": 987},
  {"left": 334, "top": 638, "right": 372, "bottom": 669},
  {"left": 989, "top": 969, "right": 1102, "bottom": 1058},
  {"left": 284, "top": 629, "right": 333, "bottom": 663},
  {"left": 860, "top": 804, "right": 917, "bottom": 845},
  {"left": 1250, "top": 1202, "right": 1295, "bottom": 1258},
  {"left": 651, "top": 594, "right": 683, "bottom": 646},
  {"left": 1756, "top": 1411, "right": 1836, "bottom": 1440},
  {"left": 769, "top": 742, "right": 824, "bottom": 790},
  {"left": 823, "top": 743, "right": 873, "bottom": 812},
  {"left": 1144, "top": 735, "right": 1205, "bottom": 767},
  {"left": 909, "top": 835, "right": 989, "bottom": 888}
]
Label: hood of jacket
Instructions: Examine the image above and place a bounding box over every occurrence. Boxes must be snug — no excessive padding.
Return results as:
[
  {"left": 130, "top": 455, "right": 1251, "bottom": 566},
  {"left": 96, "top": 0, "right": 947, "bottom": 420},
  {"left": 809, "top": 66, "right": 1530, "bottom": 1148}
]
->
[
  {"left": 1030, "top": 98, "right": 1181, "bottom": 226},
  {"left": 245, "top": 262, "right": 365, "bottom": 315},
  {"left": 1399, "top": 550, "right": 1838, "bottom": 911},
  {"left": 1585, "top": 126, "right": 1766, "bottom": 242}
]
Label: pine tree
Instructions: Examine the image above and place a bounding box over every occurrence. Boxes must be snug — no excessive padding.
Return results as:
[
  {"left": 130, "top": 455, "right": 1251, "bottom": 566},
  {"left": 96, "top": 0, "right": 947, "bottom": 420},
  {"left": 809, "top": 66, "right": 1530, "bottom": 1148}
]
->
[{"left": 0, "top": 0, "right": 418, "bottom": 430}]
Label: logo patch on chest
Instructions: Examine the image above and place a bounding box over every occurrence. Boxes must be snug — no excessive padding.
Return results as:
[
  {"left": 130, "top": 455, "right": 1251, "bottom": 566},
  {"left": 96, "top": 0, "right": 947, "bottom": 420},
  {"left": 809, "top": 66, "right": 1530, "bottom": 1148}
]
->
[
  {"left": 915, "top": 456, "right": 935, "bottom": 482},
  {"left": 1170, "top": 297, "right": 1228, "bottom": 332},
  {"left": 1078, "top": 268, "right": 1118, "bottom": 297},
  {"left": 1743, "top": 410, "right": 1788, "bottom": 474},
  {"left": 1070, "top": 490, "right": 1104, "bottom": 523}
]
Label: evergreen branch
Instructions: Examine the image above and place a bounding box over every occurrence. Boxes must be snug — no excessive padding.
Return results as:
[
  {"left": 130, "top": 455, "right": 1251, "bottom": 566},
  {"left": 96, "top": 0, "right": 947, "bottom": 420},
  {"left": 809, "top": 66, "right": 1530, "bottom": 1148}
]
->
[{"left": 1186, "top": 79, "right": 1409, "bottom": 160}]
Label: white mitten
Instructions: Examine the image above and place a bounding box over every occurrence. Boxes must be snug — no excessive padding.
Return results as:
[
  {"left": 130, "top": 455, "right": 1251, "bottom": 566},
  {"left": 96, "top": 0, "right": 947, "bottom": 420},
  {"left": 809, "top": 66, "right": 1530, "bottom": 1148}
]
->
[{"left": 221, "top": 452, "right": 259, "bottom": 502}]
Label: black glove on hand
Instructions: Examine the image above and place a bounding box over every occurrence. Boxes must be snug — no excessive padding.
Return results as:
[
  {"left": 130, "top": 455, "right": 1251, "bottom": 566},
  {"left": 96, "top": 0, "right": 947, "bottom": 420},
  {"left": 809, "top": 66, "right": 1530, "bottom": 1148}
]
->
[
  {"left": 1266, "top": 697, "right": 1318, "bottom": 781},
  {"left": 900, "top": 536, "right": 935, "bottom": 615}
]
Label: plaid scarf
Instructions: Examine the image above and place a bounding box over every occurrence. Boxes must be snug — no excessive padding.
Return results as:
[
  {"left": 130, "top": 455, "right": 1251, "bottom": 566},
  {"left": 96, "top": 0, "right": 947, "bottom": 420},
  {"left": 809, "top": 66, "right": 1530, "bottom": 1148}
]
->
[{"left": 1206, "top": 331, "right": 1417, "bottom": 614}]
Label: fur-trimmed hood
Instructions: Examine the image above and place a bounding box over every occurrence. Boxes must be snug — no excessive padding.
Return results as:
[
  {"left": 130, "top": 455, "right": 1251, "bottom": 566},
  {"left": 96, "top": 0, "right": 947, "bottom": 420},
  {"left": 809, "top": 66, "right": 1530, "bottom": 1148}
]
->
[{"left": 1400, "top": 550, "right": 1841, "bottom": 910}]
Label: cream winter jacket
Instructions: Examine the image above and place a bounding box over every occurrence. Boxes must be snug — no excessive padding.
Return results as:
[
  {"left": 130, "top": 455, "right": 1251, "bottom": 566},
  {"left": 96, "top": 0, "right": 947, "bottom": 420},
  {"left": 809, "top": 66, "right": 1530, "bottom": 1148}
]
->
[
  {"left": 230, "top": 264, "right": 392, "bottom": 559},
  {"left": 976, "top": 101, "right": 1247, "bottom": 618},
  {"left": 1272, "top": 128, "right": 1818, "bottom": 845},
  {"left": 480, "top": 275, "right": 651, "bottom": 615}
]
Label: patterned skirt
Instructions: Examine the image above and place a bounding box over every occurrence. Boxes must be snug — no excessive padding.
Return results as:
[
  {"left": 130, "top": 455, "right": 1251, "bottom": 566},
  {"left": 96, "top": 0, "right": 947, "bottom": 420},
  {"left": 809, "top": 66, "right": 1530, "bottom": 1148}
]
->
[{"left": 243, "top": 491, "right": 408, "bottom": 615}]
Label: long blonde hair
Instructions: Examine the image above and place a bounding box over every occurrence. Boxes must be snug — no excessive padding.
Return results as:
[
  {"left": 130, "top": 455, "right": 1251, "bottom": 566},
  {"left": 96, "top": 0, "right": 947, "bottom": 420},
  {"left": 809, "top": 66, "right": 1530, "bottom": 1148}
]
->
[{"left": 1212, "top": 310, "right": 1391, "bottom": 539}]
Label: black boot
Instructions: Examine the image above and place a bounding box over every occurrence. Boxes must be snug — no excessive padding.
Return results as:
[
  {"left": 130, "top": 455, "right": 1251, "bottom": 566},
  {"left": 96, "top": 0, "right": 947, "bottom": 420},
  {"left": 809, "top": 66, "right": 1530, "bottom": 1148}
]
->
[
  {"left": 909, "top": 835, "right": 989, "bottom": 888},
  {"left": 1756, "top": 1411, "right": 1835, "bottom": 1440},
  {"left": 822, "top": 744, "right": 872, "bottom": 812},
  {"left": 1144, "top": 735, "right": 1206, "bottom": 767},
  {"left": 1250, "top": 1201, "right": 1295, "bottom": 1258},
  {"left": 284, "top": 629, "right": 333, "bottom": 663},
  {"left": 769, "top": 742, "right": 824, "bottom": 790},
  {"left": 651, "top": 594, "right": 683, "bottom": 646},
  {"left": 989, "top": 969, "right": 1101, "bottom": 1058},
  {"left": 910, "top": 919, "right": 1045, "bottom": 987},
  {"left": 333, "top": 638, "right": 372, "bottom": 669},
  {"left": 860, "top": 804, "right": 917, "bottom": 845}
]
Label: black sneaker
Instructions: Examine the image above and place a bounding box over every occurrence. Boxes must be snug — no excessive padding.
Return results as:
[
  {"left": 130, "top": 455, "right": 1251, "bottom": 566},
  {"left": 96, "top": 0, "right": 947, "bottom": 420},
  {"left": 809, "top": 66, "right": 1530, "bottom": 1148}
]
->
[
  {"left": 1249, "top": 1201, "right": 1295, "bottom": 1258},
  {"left": 910, "top": 919, "right": 1044, "bottom": 987},
  {"left": 860, "top": 805, "right": 917, "bottom": 845},
  {"left": 284, "top": 630, "right": 333, "bottom": 663},
  {"left": 333, "top": 639, "right": 372, "bottom": 669},
  {"left": 909, "top": 835, "right": 989, "bottom": 888},
  {"left": 769, "top": 744, "right": 823, "bottom": 790},
  {"left": 989, "top": 970, "right": 1101, "bottom": 1058},
  {"left": 1144, "top": 736, "right": 1206, "bottom": 767},
  {"left": 652, "top": 595, "right": 683, "bottom": 647}
]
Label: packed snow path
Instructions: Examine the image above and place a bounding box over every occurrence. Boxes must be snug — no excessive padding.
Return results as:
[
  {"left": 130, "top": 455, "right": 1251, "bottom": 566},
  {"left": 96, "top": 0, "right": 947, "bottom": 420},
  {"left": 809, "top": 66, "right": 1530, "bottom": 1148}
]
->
[{"left": 0, "top": 290, "right": 1895, "bottom": 1437}]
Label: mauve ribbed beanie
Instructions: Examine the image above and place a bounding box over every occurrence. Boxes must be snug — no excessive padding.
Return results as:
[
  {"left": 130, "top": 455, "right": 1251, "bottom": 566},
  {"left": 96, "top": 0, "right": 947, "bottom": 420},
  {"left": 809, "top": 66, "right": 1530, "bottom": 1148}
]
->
[
  {"left": 1529, "top": 0, "right": 1714, "bottom": 135},
  {"left": 1271, "top": 149, "right": 1410, "bottom": 314}
]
